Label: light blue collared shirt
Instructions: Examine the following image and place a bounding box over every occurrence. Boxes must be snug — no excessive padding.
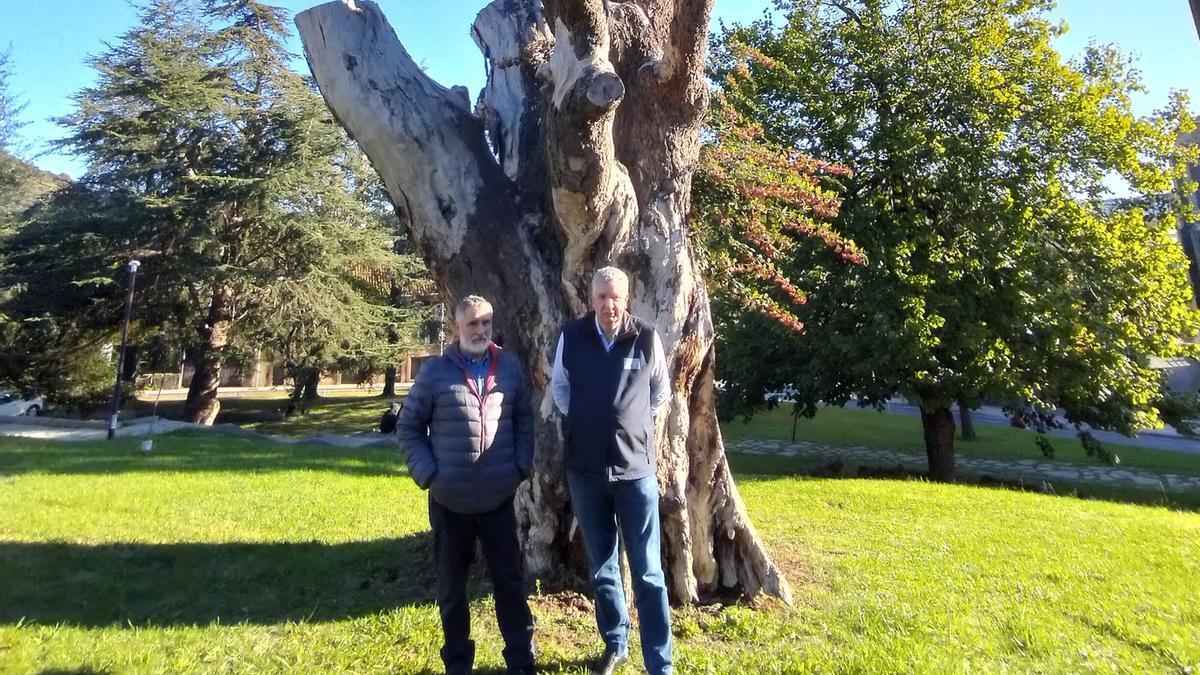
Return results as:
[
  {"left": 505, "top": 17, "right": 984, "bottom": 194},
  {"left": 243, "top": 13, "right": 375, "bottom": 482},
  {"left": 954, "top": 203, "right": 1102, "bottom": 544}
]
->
[{"left": 595, "top": 317, "right": 616, "bottom": 352}]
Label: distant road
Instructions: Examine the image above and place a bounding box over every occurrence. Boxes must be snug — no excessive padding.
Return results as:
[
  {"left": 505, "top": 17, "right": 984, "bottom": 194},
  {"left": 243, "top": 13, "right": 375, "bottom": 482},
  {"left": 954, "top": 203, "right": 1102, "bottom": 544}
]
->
[{"left": 883, "top": 400, "right": 1200, "bottom": 456}]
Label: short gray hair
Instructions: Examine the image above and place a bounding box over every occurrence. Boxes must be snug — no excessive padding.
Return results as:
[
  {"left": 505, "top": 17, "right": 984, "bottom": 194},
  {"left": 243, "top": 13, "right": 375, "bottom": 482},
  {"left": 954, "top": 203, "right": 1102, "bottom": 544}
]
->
[
  {"left": 454, "top": 294, "right": 492, "bottom": 320},
  {"left": 590, "top": 266, "right": 629, "bottom": 292}
]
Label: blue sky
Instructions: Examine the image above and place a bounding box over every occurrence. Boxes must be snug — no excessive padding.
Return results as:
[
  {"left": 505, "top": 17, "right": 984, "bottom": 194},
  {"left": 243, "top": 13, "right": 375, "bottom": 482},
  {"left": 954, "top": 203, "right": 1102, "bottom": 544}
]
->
[{"left": 3, "top": 0, "right": 1198, "bottom": 178}]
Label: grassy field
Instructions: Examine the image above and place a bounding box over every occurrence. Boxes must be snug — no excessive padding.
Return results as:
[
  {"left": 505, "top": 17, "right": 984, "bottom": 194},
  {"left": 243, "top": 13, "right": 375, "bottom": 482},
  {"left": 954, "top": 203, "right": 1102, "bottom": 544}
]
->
[
  {"left": 1, "top": 434, "right": 1197, "bottom": 673},
  {"left": 723, "top": 405, "right": 1200, "bottom": 477}
]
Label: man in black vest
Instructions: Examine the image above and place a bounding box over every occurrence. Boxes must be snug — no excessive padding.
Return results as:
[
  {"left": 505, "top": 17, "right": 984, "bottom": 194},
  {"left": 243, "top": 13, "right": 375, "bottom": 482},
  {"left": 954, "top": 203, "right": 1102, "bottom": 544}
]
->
[{"left": 551, "top": 267, "right": 672, "bottom": 675}]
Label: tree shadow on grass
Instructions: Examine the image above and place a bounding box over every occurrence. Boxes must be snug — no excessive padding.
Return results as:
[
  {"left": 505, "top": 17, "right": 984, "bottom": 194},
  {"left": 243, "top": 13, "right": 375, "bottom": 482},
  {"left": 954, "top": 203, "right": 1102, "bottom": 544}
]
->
[
  {"left": 0, "top": 433, "right": 405, "bottom": 477},
  {"left": 0, "top": 533, "right": 453, "bottom": 627}
]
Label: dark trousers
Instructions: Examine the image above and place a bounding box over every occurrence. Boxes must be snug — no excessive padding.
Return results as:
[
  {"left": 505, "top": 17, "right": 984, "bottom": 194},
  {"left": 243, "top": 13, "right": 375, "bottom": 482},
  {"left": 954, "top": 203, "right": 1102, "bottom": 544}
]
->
[{"left": 429, "top": 495, "right": 535, "bottom": 674}]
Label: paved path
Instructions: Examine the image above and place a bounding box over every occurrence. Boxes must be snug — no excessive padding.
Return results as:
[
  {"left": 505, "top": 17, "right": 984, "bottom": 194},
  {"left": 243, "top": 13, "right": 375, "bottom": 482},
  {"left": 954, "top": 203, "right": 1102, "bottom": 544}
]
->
[
  {"left": 0, "top": 418, "right": 397, "bottom": 449},
  {"left": 5, "top": 418, "right": 1197, "bottom": 493},
  {"left": 727, "top": 438, "right": 1200, "bottom": 494}
]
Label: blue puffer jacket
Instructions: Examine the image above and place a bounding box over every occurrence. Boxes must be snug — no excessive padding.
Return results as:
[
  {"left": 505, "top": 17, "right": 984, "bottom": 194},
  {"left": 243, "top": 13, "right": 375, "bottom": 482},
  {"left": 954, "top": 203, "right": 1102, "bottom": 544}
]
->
[{"left": 397, "top": 342, "right": 534, "bottom": 513}]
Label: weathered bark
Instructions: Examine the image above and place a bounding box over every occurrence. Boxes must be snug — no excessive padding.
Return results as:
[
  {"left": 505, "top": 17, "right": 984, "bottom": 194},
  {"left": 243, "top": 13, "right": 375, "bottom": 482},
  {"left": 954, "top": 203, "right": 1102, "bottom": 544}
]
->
[
  {"left": 1191, "top": 0, "right": 1200, "bottom": 43},
  {"left": 182, "top": 286, "right": 232, "bottom": 425},
  {"left": 296, "top": 0, "right": 790, "bottom": 604},
  {"left": 382, "top": 364, "right": 398, "bottom": 397},
  {"left": 920, "top": 405, "right": 956, "bottom": 482},
  {"left": 957, "top": 395, "right": 976, "bottom": 441}
]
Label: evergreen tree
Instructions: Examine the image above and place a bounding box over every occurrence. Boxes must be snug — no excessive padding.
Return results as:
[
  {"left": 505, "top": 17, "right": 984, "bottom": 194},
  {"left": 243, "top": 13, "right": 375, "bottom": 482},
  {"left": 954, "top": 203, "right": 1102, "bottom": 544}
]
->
[{"left": 2, "top": 0, "right": 404, "bottom": 422}]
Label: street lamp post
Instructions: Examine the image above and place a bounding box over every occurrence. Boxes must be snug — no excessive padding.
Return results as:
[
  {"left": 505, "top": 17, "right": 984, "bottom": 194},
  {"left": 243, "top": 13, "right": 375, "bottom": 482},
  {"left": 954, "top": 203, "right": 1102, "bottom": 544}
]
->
[
  {"left": 1192, "top": 0, "right": 1200, "bottom": 42},
  {"left": 107, "top": 260, "right": 141, "bottom": 440},
  {"left": 436, "top": 301, "right": 447, "bottom": 354}
]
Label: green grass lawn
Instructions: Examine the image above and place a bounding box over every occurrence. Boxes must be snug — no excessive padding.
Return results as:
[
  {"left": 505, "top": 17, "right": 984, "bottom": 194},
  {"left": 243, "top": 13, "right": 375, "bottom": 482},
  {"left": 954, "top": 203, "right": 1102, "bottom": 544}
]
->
[
  {"left": 722, "top": 405, "right": 1200, "bottom": 477},
  {"left": 244, "top": 395, "right": 402, "bottom": 437},
  {"left": 1, "top": 435, "right": 1197, "bottom": 673}
]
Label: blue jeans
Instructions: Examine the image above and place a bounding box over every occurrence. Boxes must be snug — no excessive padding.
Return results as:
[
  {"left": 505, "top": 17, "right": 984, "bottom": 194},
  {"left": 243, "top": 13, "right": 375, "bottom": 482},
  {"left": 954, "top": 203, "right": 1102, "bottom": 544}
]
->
[{"left": 567, "top": 471, "right": 673, "bottom": 675}]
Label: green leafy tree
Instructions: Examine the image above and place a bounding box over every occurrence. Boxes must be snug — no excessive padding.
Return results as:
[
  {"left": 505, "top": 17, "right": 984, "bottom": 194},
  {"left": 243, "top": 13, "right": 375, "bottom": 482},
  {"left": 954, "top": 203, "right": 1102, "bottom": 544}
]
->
[
  {"left": 706, "top": 0, "right": 1200, "bottom": 480},
  {"left": 692, "top": 97, "right": 860, "bottom": 416},
  {"left": 2, "top": 0, "right": 406, "bottom": 422}
]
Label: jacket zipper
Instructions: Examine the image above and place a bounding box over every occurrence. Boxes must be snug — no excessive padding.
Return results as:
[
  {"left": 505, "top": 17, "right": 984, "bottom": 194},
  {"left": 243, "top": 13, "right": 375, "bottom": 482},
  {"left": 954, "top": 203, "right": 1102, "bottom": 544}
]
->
[{"left": 461, "top": 347, "right": 500, "bottom": 511}]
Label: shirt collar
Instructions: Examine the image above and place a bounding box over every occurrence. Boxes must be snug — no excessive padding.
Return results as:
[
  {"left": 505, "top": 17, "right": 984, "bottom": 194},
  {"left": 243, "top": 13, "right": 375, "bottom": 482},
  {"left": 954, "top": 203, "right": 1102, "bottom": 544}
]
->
[{"left": 594, "top": 316, "right": 613, "bottom": 345}]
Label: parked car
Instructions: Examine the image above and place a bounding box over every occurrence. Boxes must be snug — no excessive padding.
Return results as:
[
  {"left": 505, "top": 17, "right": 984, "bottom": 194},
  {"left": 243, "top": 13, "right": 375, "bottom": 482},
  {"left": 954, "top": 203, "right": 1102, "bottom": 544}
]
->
[
  {"left": 764, "top": 385, "right": 798, "bottom": 403},
  {"left": 0, "top": 391, "right": 44, "bottom": 417}
]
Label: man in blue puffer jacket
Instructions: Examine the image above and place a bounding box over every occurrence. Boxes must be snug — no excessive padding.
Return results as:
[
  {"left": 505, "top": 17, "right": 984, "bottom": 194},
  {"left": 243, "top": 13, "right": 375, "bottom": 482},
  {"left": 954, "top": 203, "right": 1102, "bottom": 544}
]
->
[{"left": 397, "top": 295, "right": 535, "bottom": 675}]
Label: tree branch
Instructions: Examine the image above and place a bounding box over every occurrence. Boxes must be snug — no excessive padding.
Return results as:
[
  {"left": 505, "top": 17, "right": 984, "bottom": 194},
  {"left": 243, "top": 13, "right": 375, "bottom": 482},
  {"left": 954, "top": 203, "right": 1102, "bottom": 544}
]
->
[
  {"left": 472, "top": 0, "right": 553, "bottom": 191},
  {"left": 663, "top": 0, "right": 715, "bottom": 90},
  {"left": 615, "top": 0, "right": 712, "bottom": 92},
  {"left": 540, "top": 0, "right": 638, "bottom": 296},
  {"left": 295, "top": 1, "right": 507, "bottom": 264}
]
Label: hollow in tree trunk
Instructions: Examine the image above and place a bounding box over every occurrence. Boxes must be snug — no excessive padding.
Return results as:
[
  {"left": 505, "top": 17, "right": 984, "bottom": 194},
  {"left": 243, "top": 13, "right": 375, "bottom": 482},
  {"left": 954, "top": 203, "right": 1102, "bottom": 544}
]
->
[
  {"left": 296, "top": 0, "right": 790, "bottom": 604},
  {"left": 921, "top": 405, "right": 956, "bottom": 482}
]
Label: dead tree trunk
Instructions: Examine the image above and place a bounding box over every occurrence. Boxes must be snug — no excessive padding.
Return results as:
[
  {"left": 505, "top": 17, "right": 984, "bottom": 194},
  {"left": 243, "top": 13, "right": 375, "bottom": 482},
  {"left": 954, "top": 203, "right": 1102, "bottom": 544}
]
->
[
  {"left": 182, "top": 286, "right": 232, "bottom": 425},
  {"left": 296, "top": 0, "right": 790, "bottom": 604}
]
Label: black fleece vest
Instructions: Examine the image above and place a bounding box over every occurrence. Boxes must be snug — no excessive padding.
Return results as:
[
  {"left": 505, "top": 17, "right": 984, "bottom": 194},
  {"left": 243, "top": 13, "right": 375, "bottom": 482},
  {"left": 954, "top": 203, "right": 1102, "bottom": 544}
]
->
[{"left": 562, "top": 312, "right": 657, "bottom": 481}]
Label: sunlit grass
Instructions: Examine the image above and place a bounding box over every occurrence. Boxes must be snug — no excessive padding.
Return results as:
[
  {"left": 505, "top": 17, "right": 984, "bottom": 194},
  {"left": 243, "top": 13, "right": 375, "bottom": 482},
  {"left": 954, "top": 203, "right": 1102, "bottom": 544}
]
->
[{"left": 1, "top": 435, "right": 1197, "bottom": 672}]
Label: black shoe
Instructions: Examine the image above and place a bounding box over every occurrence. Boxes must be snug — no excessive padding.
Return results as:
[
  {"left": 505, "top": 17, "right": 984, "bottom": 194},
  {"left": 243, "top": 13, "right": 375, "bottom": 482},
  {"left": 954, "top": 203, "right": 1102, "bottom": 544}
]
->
[
  {"left": 591, "top": 647, "right": 628, "bottom": 675},
  {"left": 506, "top": 668, "right": 535, "bottom": 675},
  {"left": 441, "top": 638, "right": 475, "bottom": 675}
]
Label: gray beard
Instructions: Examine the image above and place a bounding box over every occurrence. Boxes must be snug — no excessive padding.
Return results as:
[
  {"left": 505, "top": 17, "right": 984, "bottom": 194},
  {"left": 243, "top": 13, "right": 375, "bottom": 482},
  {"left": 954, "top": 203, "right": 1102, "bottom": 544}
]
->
[{"left": 459, "top": 339, "right": 488, "bottom": 358}]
